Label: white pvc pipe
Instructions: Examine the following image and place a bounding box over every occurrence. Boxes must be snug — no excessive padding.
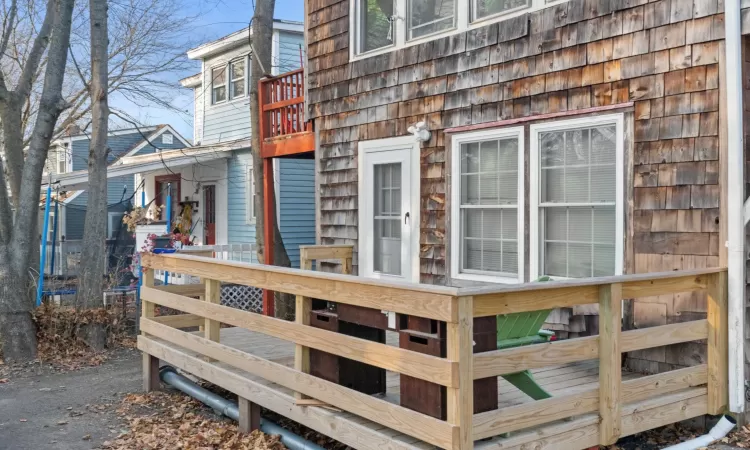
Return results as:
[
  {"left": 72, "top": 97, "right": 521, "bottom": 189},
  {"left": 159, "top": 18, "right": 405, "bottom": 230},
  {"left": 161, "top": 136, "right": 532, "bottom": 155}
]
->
[
  {"left": 661, "top": 415, "right": 736, "bottom": 450},
  {"left": 724, "top": 0, "right": 746, "bottom": 415}
]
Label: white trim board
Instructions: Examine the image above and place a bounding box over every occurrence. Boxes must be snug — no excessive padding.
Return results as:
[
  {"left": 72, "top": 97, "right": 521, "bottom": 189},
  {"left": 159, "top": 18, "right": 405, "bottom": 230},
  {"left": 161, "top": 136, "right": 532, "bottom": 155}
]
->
[
  {"left": 357, "top": 136, "right": 421, "bottom": 284},
  {"left": 450, "top": 127, "right": 525, "bottom": 285}
]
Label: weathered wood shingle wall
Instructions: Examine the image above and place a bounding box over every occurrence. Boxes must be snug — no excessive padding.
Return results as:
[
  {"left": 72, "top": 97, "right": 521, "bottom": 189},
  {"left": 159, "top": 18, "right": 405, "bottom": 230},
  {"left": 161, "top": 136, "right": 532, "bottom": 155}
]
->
[{"left": 307, "top": 0, "right": 734, "bottom": 367}]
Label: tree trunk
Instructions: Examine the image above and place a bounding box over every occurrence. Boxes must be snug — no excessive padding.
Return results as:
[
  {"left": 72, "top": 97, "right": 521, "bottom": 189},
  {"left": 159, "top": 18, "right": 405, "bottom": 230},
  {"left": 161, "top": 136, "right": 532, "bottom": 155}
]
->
[
  {"left": 249, "top": 0, "right": 295, "bottom": 320},
  {"left": 0, "top": 0, "right": 76, "bottom": 362},
  {"left": 0, "top": 246, "right": 37, "bottom": 362},
  {"left": 77, "top": 0, "right": 110, "bottom": 350}
]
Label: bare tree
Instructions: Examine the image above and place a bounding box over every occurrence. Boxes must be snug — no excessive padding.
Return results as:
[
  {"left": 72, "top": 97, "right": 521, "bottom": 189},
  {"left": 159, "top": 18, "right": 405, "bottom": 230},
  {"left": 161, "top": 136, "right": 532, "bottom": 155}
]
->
[
  {"left": 0, "top": 0, "right": 76, "bottom": 362},
  {"left": 249, "top": 0, "right": 295, "bottom": 320},
  {"left": 77, "top": 0, "right": 108, "bottom": 349},
  {"left": 0, "top": 0, "right": 196, "bottom": 148}
]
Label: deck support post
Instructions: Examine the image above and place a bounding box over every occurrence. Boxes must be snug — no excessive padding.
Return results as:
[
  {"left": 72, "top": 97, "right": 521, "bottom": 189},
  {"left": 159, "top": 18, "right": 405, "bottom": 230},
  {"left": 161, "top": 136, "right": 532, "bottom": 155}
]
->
[
  {"left": 238, "top": 396, "right": 261, "bottom": 433},
  {"left": 707, "top": 271, "right": 729, "bottom": 414},
  {"left": 448, "top": 296, "right": 473, "bottom": 450},
  {"left": 598, "top": 283, "right": 622, "bottom": 446},
  {"left": 262, "top": 157, "right": 275, "bottom": 317},
  {"left": 294, "top": 251, "right": 313, "bottom": 400},
  {"left": 204, "top": 278, "right": 221, "bottom": 362},
  {"left": 143, "top": 353, "right": 160, "bottom": 392}
]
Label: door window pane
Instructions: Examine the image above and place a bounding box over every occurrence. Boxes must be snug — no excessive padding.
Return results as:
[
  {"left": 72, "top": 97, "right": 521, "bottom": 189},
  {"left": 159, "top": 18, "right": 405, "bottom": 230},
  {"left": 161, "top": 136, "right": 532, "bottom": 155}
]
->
[
  {"left": 408, "top": 0, "right": 455, "bottom": 40},
  {"left": 359, "top": 0, "right": 394, "bottom": 53},
  {"left": 373, "top": 163, "right": 402, "bottom": 275},
  {"left": 473, "top": 0, "right": 529, "bottom": 21}
]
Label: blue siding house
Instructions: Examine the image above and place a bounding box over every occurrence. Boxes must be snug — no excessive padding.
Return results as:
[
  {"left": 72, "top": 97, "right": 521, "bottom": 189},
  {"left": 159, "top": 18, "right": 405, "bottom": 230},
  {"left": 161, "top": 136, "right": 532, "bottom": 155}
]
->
[
  {"left": 46, "top": 125, "right": 190, "bottom": 240},
  {"left": 179, "top": 19, "right": 314, "bottom": 267}
]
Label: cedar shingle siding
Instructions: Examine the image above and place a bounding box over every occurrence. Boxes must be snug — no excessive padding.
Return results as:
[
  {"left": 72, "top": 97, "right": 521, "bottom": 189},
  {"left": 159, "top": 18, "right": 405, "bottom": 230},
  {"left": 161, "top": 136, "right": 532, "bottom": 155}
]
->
[{"left": 307, "top": 0, "right": 738, "bottom": 371}]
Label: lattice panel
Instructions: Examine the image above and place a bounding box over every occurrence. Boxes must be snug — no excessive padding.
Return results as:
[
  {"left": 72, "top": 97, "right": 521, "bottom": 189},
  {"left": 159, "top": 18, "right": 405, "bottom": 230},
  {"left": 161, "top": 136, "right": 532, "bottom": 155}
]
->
[{"left": 221, "top": 284, "right": 262, "bottom": 313}]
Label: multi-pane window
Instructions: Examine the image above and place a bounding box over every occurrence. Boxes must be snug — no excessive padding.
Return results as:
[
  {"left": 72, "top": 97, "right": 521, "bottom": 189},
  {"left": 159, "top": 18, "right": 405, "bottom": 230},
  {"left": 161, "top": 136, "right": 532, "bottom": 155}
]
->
[
  {"left": 452, "top": 130, "right": 522, "bottom": 282},
  {"left": 373, "top": 163, "right": 402, "bottom": 275},
  {"left": 472, "top": 0, "right": 529, "bottom": 21},
  {"left": 532, "top": 115, "right": 623, "bottom": 280},
  {"left": 408, "top": 0, "right": 456, "bottom": 40},
  {"left": 353, "top": 0, "right": 567, "bottom": 57},
  {"left": 211, "top": 67, "right": 227, "bottom": 104},
  {"left": 230, "top": 60, "right": 245, "bottom": 99}
]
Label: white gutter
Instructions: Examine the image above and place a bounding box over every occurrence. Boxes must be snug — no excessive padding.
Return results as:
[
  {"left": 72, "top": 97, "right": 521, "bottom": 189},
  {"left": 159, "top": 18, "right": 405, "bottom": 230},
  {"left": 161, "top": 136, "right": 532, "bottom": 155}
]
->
[{"left": 725, "top": 0, "right": 746, "bottom": 415}]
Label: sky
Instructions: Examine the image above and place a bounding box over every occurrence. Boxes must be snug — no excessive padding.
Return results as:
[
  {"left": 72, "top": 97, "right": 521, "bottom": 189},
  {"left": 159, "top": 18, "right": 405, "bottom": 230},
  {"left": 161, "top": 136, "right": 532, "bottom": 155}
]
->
[{"left": 114, "top": 0, "right": 305, "bottom": 141}]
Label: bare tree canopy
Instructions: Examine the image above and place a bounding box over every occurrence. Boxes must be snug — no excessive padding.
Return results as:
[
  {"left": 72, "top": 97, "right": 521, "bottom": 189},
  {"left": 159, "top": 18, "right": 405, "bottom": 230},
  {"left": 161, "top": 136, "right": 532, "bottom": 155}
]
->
[{"left": 0, "top": 0, "right": 197, "bottom": 145}]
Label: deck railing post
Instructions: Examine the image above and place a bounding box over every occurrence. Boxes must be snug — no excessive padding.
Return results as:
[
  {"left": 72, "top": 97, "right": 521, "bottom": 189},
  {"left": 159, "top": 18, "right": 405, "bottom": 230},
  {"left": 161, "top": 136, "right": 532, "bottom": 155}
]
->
[
  {"left": 448, "top": 296, "right": 473, "bottom": 450},
  {"left": 294, "top": 249, "right": 313, "bottom": 400},
  {"left": 141, "top": 267, "right": 159, "bottom": 391},
  {"left": 598, "top": 282, "right": 622, "bottom": 446},
  {"left": 707, "top": 270, "right": 729, "bottom": 414},
  {"left": 204, "top": 278, "right": 221, "bottom": 362}
]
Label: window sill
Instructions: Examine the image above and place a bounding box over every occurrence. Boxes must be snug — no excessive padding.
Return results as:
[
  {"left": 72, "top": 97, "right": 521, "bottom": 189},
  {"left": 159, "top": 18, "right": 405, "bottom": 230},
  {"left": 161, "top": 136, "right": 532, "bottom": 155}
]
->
[
  {"left": 451, "top": 272, "right": 520, "bottom": 285},
  {"left": 209, "top": 96, "right": 249, "bottom": 109}
]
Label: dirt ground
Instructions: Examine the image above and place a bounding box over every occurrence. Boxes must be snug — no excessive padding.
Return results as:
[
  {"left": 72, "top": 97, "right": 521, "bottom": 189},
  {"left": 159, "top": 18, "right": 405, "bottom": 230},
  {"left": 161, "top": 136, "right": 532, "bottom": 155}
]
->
[{"left": 0, "top": 348, "right": 142, "bottom": 450}]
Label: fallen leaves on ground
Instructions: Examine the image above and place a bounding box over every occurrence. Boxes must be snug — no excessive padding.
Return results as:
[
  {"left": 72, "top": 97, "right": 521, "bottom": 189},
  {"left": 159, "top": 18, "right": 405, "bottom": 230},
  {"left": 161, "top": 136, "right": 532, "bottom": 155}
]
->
[
  {"left": 101, "top": 391, "right": 287, "bottom": 450},
  {"left": 719, "top": 424, "right": 750, "bottom": 447}
]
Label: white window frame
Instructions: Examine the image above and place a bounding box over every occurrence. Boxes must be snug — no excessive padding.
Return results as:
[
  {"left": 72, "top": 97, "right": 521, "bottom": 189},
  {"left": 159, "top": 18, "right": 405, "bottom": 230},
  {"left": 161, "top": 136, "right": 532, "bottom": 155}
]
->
[
  {"left": 450, "top": 127, "right": 525, "bottom": 284},
  {"left": 350, "top": 0, "right": 568, "bottom": 60},
  {"left": 107, "top": 211, "right": 124, "bottom": 239},
  {"left": 246, "top": 163, "right": 256, "bottom": 224},
  {"left": 211, "top": 65, "right": 227, "bottom": 105},
  {"left": 229, "top": 58, "right": 246, "bottom": 100},
  {"left": 529, "top": 113, "right": 625, "bottom": 281}
]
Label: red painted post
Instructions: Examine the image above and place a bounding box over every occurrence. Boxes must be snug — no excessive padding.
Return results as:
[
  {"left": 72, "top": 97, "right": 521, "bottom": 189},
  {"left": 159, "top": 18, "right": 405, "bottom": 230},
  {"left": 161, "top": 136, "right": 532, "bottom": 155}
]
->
[{"left": 262, "top": 157, "right": 275, "bottom": 317}]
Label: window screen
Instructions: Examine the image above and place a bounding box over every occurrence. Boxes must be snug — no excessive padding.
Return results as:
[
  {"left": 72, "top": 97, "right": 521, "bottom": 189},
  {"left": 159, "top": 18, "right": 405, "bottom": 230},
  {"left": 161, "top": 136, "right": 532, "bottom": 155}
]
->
[
  {"left": 538, "top": 125, "right": 617, "bottom": 278},
  {"left": 459, "top": 137, "right": 519, "bottom": 276},
  {"left": 408, "top": 0, "right": 456, "bottom": 40}
]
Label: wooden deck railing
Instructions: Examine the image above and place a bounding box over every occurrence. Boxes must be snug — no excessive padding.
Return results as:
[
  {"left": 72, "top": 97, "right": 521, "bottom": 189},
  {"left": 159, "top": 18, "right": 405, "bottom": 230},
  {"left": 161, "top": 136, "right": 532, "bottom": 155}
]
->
[
  {"left": 137, "top": 251, "right": 728, "bottom": 450},
  {"left": 258, "top": 68, "right": 314, "bottom": 158}
]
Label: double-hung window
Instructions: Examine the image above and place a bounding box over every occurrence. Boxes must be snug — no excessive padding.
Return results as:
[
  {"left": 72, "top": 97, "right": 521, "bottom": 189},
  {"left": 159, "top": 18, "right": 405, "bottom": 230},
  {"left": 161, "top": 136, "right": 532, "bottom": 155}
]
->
[
  {"left": 530, "top": 114, "right": 624, "bottom": 280},
  {"left": 353, "top": 0, "right": 566, "bottom": 57},
  {"left": 229, "top": 59, "right": 245, "bottom": 99},
  {"left": 451, "top": 128, "right": 524, "bottom": 283},
  {"left": 450, "top": 114, "right": 624, "bottom": 284},
  {"left": 211, "top": 66, "right": 227, "bottom": 104}
]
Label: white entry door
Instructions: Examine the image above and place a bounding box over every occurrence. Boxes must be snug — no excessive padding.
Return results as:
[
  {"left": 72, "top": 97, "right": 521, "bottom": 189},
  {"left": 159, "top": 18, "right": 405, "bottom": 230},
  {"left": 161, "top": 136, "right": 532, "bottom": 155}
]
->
[{"left": 359, "top": 137, "right": 420, "bottom": 283}]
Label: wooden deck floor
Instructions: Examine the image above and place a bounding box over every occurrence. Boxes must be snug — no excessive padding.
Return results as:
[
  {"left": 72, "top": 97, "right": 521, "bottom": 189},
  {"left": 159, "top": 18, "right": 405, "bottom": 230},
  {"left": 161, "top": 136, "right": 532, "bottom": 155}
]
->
[{"left": 145, "top": 326, "right": 703, "bottom": 450}]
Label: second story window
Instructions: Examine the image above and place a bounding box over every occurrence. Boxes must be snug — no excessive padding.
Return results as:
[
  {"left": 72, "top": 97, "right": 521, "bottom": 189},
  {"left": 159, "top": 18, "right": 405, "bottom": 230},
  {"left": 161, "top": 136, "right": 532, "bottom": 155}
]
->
[
  {"left": 408, "top": 0, "right": 456, "bottom": 40},
  {"left": 473, "top": 0, "right": 528, "bottom": 21},
  {"left": 356, "top": 0, "right": 394, "bottom": 53},
  {"left": 230, "top": 60, "right": 245, "bottom": 99},
  {"left": 211, "top": 66, "right": 227, "bottom": 104}
]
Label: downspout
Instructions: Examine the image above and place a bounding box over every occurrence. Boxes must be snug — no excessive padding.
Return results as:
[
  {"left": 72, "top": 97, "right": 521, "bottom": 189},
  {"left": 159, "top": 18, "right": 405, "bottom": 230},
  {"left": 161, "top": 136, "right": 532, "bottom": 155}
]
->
[
  {"left": 725, "top": 0, "right": 746, "bottom": 416},
  {"left": 159, "top": 366, "right": 326, "bottom": 450},
  {"left": 661, "top": 415, "right": 736, "bottom": 450}
]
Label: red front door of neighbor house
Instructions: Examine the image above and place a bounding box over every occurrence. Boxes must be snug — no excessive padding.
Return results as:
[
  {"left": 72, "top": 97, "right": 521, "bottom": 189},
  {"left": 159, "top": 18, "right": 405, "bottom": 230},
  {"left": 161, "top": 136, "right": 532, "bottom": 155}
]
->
[{"left": 203, "top": 184, "right": 216, "bottom": 245}]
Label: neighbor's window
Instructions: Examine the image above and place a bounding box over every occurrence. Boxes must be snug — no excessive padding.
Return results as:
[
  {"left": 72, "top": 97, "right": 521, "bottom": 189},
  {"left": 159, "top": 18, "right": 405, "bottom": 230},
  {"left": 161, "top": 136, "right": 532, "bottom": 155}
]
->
[
  {"left": 408, "top": 0, "right": 456, "bottom": 40},
  {"left": 357, "top": 0, "right": 394, "bottom": 53},
  {"left": 472, "top": 0, "right": 529, "bottom": 21},
  {"left": 230, "top": 59, "right": 246, "bottom": 99},
  {"left": 532, "top": 115, "right": 622, "bottom": 279},
  {"left": 452, "top": 129, "right": 523, "bottom": 282},
  {"left": 211, "top": 66, "right": 227, "bottom": 104},
  {"left": 108, "top": 212, "right": 125, "bottom": 239}
]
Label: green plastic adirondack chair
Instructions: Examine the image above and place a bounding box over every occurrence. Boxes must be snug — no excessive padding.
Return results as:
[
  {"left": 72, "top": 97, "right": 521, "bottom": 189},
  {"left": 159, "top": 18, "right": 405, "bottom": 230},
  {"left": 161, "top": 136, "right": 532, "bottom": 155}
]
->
[{"left": 496, "top": 276, "right": 554, "bottom": 401}]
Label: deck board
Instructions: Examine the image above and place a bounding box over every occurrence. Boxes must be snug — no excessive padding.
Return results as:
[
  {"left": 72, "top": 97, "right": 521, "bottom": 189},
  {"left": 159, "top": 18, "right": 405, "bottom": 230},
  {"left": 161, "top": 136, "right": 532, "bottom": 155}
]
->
[{"left": 146, "top": 327, "right": 702, "bottom": 450}]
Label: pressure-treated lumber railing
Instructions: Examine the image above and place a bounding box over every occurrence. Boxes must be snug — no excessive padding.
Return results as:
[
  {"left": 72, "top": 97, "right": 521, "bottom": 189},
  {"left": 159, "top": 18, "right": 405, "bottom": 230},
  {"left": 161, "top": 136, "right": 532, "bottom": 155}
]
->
[
  {"left": 137, "top": 251, "right": 727, "bottom": 450},
  {"left": 468, "top": 268, "right": 728, "bottom": 447}
]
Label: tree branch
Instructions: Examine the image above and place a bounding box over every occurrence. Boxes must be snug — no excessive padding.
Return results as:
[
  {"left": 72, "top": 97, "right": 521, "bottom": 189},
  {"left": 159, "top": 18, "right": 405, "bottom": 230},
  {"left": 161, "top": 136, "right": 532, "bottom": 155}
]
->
[{"left": 15, "top": 0, "right": 54, "bottom": 100}]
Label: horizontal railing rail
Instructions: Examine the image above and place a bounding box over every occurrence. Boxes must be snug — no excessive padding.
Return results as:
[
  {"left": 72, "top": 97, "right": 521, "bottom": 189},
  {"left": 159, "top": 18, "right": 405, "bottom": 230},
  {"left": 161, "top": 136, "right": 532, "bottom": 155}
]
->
[{"left": 138, "top": 251, "right": 728, "bottom": 450}]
